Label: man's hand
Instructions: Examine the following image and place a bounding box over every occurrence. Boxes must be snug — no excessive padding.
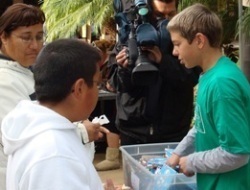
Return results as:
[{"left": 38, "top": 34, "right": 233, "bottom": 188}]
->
[
  {"left": 116, "top": 46, "right": 162, "bottom": 69},
  {"left": 141, "top": 46, "right": 162, "bottom": 64},
  {"left": 83, "top": 120, "right": 109, "bottom": 142},
  {"left": 116, "top": 48, "right": 129, "bottom": 68}
]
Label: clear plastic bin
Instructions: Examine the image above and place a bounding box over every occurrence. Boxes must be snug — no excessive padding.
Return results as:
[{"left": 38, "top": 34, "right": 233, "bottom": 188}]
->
[{"left": 120, "top": 142, "right": 197, "bottom": 190}]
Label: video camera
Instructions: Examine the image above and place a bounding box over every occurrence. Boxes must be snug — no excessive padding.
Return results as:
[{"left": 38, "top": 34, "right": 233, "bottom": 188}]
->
[{"left": 113, "top": 0, "right": 160, "bottom": 86}]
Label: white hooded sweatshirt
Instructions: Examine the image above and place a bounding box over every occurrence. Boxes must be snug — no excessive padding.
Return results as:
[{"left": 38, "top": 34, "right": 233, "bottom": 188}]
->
[
  {"left": 1, "top": 100, "right": 103, "bottom": 190},
  {"left": 0, "top": 56, "right": 35, "bottom": 189}
]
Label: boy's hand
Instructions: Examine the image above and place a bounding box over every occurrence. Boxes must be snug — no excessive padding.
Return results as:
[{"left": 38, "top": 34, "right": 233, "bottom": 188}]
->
[
  {"left": 106, "top": 81, "right": 116, "bottom": 92},
  {"left": 83, "top": 120, "right": 109, "bottom": 142},
  {"left": 104, "top": 179, "right": 122, "bottom": 190},
  {"left": 167, "top": 153, "right": 180, "bottom": 168},
  {"left": 179, "top": 156, "right": 194, "bottom": 177}
]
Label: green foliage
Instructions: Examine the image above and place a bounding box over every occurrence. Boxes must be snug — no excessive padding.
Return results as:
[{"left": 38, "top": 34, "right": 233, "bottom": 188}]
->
[
  {"left": 41, "top": 0, "right": 114, "bottom": 42},
  {"left": 41, "top": 0, "right": 250, "bottom": 50},
  {"left": 239, "top": 6, "right": 250, "bottom": 38}
]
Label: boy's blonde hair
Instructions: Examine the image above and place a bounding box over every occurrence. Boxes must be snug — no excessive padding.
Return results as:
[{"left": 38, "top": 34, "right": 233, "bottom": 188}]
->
[{"left": 167, "top": 3, "right": 222, "bottom": 48}]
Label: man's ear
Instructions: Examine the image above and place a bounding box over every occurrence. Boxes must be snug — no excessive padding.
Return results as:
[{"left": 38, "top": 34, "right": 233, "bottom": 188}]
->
[
  {"left": 195, "top": 33, "right": 206, "bottom": 48},
  {"left": 71, "top": 78, "right": 87, "bottom": 99}
]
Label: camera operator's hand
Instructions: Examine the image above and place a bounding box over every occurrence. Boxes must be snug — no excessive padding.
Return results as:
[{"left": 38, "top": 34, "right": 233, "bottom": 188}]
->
[
  {"left": 141, "top": 46, "right": 162, "bottom": 64},
  {"left": 116, "top": 48, "right": 129, "bottom": 68}
]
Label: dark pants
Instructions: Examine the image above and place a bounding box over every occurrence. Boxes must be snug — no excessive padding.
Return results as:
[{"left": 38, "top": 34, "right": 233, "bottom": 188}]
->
[
  {"left": 119, "top": 127, "right": 187, "bottom": 146},
  {"left": 91, "top": 99, "right": 119, "bottom": 134}
]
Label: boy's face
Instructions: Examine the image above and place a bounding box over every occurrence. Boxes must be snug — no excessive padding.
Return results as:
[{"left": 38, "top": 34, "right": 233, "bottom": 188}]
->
[
  {"left": 84, "top": 67, "right": 100, "bottom": 117},
  {"left": 170, "top": 31, "right": 200, "bottom": 68}
]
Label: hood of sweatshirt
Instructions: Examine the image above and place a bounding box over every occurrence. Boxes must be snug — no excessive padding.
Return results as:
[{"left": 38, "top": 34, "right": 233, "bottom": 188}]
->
[
  {"left": 1, "top": 100, "right": 75, "bottom": 156},
  {"left": 0, "top": 56, "right": 33, "bottom": 77}
]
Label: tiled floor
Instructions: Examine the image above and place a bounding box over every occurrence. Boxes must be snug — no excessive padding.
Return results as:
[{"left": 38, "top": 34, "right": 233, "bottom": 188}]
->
[{"left": 93, "top": 148, "right": 124, "bottom": 187}]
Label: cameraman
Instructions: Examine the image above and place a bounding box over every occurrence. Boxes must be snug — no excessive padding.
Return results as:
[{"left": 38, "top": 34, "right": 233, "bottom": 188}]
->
[{"left": 109, "top": 0, "right": 201, "bottom": 145}]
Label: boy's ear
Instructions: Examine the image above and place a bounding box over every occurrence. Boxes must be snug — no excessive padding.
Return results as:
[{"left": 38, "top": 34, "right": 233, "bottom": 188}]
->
[
  {"left": 0, "top": 32, "right": 8, "bottom": 45},
  {"left": 71, "top": 78, "right": 87, "bottom": 98},
  {"left": 195, "top": 33, "right": 206, "bottom": 48}
]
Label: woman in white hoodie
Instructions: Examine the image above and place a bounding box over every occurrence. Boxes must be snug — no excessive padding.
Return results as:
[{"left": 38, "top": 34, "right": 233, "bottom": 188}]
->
[
  {"left": 0, "top": 4, "right": 108, "bottom": 189},
  {"left": 0, "top": 4, "right": 45, "bottom": 189}
]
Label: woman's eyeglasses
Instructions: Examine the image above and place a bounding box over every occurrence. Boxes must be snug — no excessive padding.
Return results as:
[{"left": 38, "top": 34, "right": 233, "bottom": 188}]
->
[{"left": 12, "top": 33, "right": 44, "bottom": 45}]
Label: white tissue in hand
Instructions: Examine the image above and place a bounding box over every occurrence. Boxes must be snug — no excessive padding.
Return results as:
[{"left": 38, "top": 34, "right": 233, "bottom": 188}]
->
[{"left": 92, "top": 114, "right": 109, "bottom": 125}]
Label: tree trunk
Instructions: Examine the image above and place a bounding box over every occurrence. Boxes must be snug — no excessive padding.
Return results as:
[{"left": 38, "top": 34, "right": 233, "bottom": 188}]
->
[{"left": 241, "top": 34, "right": 250, "bottom": 82}]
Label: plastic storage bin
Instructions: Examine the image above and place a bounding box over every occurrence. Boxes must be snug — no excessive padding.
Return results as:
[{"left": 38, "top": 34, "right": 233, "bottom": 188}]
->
[{"left": 120, "top": 142, "right": 197, "bottom": 190}]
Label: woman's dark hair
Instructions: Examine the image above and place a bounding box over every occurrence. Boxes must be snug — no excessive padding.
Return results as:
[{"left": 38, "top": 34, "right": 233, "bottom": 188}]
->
[
  {"left": 0, "top": 3, "right": 45, "bottom": 46},
  {"left": 34, "top": 39, "right": 101, "bottom": 103}
]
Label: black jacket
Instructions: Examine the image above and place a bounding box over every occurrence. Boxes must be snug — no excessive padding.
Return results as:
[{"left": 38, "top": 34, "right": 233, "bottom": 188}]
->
[{"left": 108, "top": 19, "right": 201, "bottom": 143}]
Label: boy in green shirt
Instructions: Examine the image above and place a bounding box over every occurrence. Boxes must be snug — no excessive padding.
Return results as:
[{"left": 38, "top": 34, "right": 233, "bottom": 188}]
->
[{"left": 167, "top": 3, "right": 250, "bottom": 190}]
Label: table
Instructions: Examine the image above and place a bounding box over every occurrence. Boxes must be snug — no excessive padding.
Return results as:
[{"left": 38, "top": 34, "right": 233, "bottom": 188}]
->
[
  {"left": 98, "top": 89, "right": 116, "bottom": 101},
  {"left": 98, "top": 89, "right": 116, "bottom": 115}
]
